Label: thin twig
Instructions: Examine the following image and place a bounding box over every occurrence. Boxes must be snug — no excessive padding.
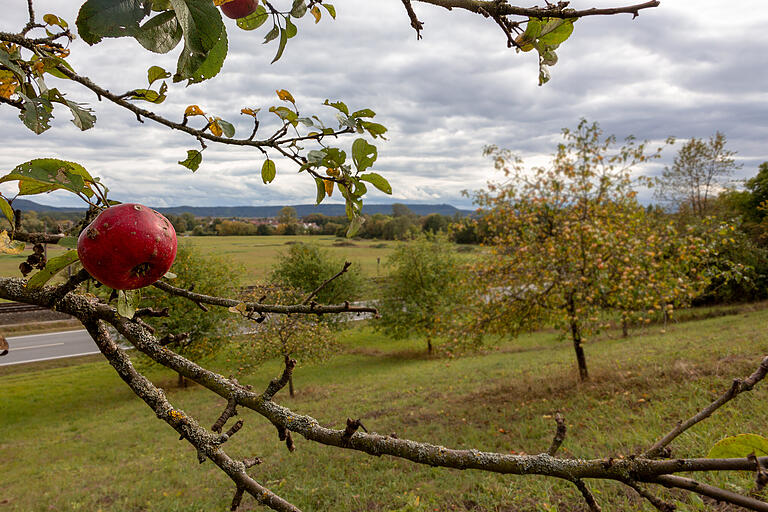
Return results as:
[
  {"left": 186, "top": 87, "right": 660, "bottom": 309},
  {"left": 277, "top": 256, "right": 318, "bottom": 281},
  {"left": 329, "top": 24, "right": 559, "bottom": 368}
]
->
[
  {"left": 547, "top": 412, "right": 567, "bottom": 456},
  {"left": 649, "top": 475, "right": 768, "bottom": 512},
  {"left": 624, "top": 479, "right": 676, "bottom": 512},
  {"left": 302, "top": 261, "right": 351, "bottom": 304},
  {"left": 645, "top": 355, "right": 768, "bottom": 458},
  {"left": 572, "top": 479, "right": 601, "bottom": 511}
]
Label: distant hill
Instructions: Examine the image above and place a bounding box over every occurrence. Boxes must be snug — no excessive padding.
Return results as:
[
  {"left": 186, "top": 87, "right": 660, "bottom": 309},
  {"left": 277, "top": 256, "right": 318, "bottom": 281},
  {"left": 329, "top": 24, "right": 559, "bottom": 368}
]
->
[{"left": 12, "top": 199, "right": 473, "bottom": 218}]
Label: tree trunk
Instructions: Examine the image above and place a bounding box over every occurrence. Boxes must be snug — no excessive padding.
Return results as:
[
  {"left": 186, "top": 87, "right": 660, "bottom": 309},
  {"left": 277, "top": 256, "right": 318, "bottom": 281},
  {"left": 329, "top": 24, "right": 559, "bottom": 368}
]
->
[
  {"left": 622, "top": 318, "right": 629, "bottom": 338},
  {"left": 288, "top": 374, "right": 295, "bottom": 398},
  {"left": 570, "top": 320, "right": 589, "bottom": 381},
  {"left": 427, "top": 336, "right": 433, "bottom": 355},
  {"left": 177, "top": 373, "right": 188, "bottom": 388}
]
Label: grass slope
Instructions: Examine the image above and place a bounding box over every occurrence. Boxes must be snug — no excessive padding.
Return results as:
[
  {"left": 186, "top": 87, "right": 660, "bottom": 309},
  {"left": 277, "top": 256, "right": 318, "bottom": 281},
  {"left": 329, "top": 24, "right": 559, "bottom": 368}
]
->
[{"left": 1, "top": 310, "right": 767, "bottom": 511}]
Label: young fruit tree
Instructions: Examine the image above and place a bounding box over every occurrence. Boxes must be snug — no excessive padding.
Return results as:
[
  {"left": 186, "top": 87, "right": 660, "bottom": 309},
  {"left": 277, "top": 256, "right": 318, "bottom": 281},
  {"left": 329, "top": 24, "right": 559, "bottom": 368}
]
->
[
  {"left": 2, "top": 1, "right": 768, "bottom": 511},
  {"left": 471, "top": 121, "right": 741, "bottom": 381}
]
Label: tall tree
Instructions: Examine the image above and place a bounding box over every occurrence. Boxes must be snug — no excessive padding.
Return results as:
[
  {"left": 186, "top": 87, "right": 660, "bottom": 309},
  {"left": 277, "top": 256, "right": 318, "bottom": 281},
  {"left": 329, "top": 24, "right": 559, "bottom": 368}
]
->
[{"left": 656, "top": 132, "right": 742, "bottom": 217}]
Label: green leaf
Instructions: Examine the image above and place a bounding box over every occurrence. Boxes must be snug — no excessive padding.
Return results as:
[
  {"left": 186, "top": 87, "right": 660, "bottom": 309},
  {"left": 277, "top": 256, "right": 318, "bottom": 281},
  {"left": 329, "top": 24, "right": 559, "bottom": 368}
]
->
[
  {"left": 0, "top": 158, "right": 96, "bottom": 197},
  {"left": 324, "top": 99, "right": 349, "bottom": 115},
  {"left": 178, "top": 149, "right": 203, "bottom": 171},
  {"left": 117, "top": 289, "right": 140, "bottom": 319},
  {"left": 262, "top": 159, "right": 276, "bottom": 184},
  {"left": 236, "top": 6, "right": 268, "bottom": 30},
  {"left": 147, "top": 65, "right": 171, "bottom": 85},
  {"left": 0, "top": 47, "right": 24, "bottom": 78},
  {"left": 271, "top": 28, "right": 288, "bottom": 64},
  {"left": 351, "top": 138, "right": 377, "bottom": 172},
  {"left": 315, "top": 177, "right": 325, "bottom": 205},
  {"left": 285, "top": 18, "right": 298, "bottom": 39},
  {"left": 134, "top": 10, "right": 182, "bottom": 53},
  {"left": 170, "top": 0, "right": 228, "bottom": 84},
  {"left": 126, "top": 85, "right": 167, "bottom": 104},
  {"left": 58, "top": 236, "right": 79, "bottom": 249},
  {"left": 306, "top": 150, "right": 325, "bottom": 164},
  {"left": 44, "top": 89, "right": 97, "bottom": 131},
  {"left": 360, "top": 121, "right": 387, "bottom": 139},
  {"left": 359, "top": 172, "right": 391, "bottom": 194},
  {"left": 263, "top": 25, "right": 279, "bottom": 44},
  {"left": 708, "top": 434, "right": 768, "bottom": 459},
  {"left": 26, "top": 250, "right": 81, "bottom": 289},
  {"left": 18, "top": 93, "right": 53, "bottom": 134},
  {"left": 290, "top": 0, "right": 307, "bottom": 18},
  {"left": 218, "top": 119, "right": 235, "bottom": 138},
  {"left": 538, "top": 18, "right": 575, "bottom": 46},
  {"left": 0, "top": 231, "right": 24, "bottom": 254},
  {"left": 76, "top": 0, "right": 147, "bottom": 44},
  {"left": 322, "top": 3, "right": 336, "bottom": 18},
  {"left": 516, "top": 17, "right": 542, "bottom": 50},
  {"left": 346, "top": 214, "right": 364, "bottom": 237},
  {"left": 351, "top": 108, "right": 375, "bottom": 118},
  {"left": 0, "top": 197, "right": 14, "bottom": 229}
]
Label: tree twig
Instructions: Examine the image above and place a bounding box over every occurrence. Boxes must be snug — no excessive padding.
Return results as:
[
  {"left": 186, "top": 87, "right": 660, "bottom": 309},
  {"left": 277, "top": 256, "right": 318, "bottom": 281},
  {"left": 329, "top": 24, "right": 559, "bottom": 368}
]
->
[
  {"left": 645, "top": 354, "right": 768, "bottom": 458},
  {"left": 547, "top": 412, "right": 567, "bottom": 456},
  {"left": 301, "top": 261, "right": 352, "bottom": 304}
]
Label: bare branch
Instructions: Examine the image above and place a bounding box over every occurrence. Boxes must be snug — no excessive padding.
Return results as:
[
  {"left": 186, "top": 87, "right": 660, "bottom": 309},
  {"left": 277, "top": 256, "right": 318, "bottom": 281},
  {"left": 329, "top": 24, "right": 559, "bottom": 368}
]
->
[
  {"left": 413, "top": 0, "right": 660, "bottom": 19},
  {"left": 572, "top": 479, "right": 601, "bottom": 512},
  {"left": 624, "top": 479, "right": 676, "bottom": 512},
  {"left": 302, "top": 261, "right": 352, "bottom": 304},
  {"left": 11, "top": 230, "right": 66, "bottom": 245},
  {"left": 645, "top": 354, "right": 768, "bottom": 458},
  {"left": 401, "top": 0, "right": 424, "bottom": 39},
  {"left": 153, "top": 279, "right": 377, "bottom": 316},
  {"left": 80, "top": 317, "right": 303, "bottom": 512},
  {"left": 263, "top": 356, "right": 297, "bottom": 401},
  {"left": 546, "top": 412, "right": 567, "bottom": 456},
  {"left": 213, "top": 396, "right": 239, "bottom": 433},
  {"left": 649, "top": 475, "right": 768, "bottom": 512}
]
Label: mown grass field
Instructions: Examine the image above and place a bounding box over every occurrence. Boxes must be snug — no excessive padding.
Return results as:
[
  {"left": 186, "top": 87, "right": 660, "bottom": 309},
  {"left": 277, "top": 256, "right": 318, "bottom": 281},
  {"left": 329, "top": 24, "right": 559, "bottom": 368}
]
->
[{"left": 2, "top": 308, "right": 767, "bottom": 511}]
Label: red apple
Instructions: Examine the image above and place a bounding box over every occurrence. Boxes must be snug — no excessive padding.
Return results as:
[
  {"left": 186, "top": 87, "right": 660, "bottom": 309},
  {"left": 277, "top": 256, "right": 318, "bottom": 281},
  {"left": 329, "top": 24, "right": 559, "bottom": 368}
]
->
[
  {"left": 219, "top": 0, "right": 259, "bottom": 19},
  {"left": 77, "top": 203, "right": 177, "bottom": 290}
]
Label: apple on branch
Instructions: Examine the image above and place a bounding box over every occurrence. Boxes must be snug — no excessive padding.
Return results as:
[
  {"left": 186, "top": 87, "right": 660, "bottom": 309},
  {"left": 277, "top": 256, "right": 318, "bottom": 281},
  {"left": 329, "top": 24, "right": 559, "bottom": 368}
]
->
[
  {"left": 217, "top": 0, "right": 259, "bottom": 19},
  {"left": 77, "top": 203, "right": 177, "bottom": 290}
]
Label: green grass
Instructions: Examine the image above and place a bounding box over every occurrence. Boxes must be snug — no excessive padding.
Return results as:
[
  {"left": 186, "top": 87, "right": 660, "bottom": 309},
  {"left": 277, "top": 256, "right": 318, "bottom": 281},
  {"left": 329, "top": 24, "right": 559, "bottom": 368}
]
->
[{"left": 2, "top": 309, "right": 768, "bottom": 511}]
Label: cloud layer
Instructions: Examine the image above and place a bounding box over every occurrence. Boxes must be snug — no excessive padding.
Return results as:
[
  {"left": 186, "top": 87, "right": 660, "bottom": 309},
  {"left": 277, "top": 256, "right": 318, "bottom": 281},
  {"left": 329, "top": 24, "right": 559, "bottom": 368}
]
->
[{"left": 1, "top": 1, "right": 766, "bottom": 208}]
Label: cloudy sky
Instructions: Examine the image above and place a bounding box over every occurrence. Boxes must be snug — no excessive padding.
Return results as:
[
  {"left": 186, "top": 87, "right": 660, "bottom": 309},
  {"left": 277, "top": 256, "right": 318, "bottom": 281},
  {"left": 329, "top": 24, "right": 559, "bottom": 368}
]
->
[{"left": 1, "top": 0, "right": 767, "bottom": 209}]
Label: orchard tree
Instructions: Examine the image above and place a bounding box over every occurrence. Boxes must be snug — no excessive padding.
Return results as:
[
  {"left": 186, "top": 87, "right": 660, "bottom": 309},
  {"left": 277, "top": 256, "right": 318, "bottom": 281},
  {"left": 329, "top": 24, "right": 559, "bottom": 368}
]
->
[
  {"left": 375, "top": 234, "right": 470, "bottom": 354},
  {"left": 3, "top": 2, "right": 768, "bottom": 512},
  {"left": 270, "top": 242, "right": 363, "bottom": 305},
  {"left": 472, "top": 120, "right": 736, "bottom": 381},
  {"left": 655, "top": 132, "right": 742, "bottom": 218}
]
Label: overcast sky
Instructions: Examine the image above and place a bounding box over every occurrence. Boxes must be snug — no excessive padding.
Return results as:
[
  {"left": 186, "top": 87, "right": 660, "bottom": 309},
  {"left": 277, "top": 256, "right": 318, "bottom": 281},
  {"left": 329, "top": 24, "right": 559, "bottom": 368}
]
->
[{"left": 1, "top": 1, "right": 767, "bottom": 209}]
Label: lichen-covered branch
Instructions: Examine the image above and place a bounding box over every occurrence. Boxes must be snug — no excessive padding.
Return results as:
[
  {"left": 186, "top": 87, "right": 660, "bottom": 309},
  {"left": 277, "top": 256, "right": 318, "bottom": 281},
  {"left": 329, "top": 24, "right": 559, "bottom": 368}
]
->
[{"left": 1, "top": 276, "right": 767, "bottom": 511}]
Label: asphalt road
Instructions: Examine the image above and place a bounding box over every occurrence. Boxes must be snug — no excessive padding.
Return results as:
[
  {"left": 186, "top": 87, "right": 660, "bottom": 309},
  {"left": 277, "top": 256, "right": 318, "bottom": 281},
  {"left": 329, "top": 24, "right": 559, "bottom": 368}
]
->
[{"left": 0, "top": 329, "right": 99, "bottom": 366}]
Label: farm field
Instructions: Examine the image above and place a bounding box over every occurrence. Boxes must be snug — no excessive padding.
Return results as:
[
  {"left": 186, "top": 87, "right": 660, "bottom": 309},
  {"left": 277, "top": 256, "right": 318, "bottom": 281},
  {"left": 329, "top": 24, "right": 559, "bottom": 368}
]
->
[
  {"left": 184, "top": 235, "right": 400, "bottom": 283},
  {"left": 2, "top": 308, "right": 767, "bottom": 511}
]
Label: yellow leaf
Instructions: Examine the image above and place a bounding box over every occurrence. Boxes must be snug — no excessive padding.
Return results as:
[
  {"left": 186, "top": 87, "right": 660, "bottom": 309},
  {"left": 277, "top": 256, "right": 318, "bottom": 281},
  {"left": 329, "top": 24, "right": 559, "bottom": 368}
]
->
[
  {"left": 310, "top": 5, "right": 321, "bottom": 23},
  {"left": 184, "top": 105, "right": 205, "bottom": 117},
  {"left": 214, "top": 0, "right": 235, "bottom": 5},
  {"left": 208, "top": 117, "right": 223, "bottom": 137},
  {"left": 0, "top": 70, "right": 19, "bottom": 99},
  {"left": 0, "top": 230, "right": 24, "bottom": 254},
  {"left": 326, "top": 167, "right": 340, "bottom": 177},
  {"left": 276, "top": 89, "right": 295, "bottom": 103},
  {"left": 323, "top": 179, "right": 334, "bottom": 197},
  {"left": 241, "top": 107, "right": 260, "bottom": 117}
]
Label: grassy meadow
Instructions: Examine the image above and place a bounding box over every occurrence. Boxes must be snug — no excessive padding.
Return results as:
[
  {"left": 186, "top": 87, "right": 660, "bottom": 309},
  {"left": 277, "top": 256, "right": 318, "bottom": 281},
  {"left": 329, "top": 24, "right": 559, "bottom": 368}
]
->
[{"left": 2, "top": 307, "right": 767, "bottom": 511}]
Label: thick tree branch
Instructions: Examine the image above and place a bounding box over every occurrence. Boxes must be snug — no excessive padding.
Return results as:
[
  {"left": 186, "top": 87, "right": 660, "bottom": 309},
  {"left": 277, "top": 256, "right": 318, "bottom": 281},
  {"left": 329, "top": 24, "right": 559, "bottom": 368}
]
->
[
  {"left": 1, "top": 279, "right": 766, "bottom": 511},
  {"left": 11, "top": 230, "right": 66, "bottom": 244},
  {"left": 80, "top": 317, "right": 302, "bottom": 512}
]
